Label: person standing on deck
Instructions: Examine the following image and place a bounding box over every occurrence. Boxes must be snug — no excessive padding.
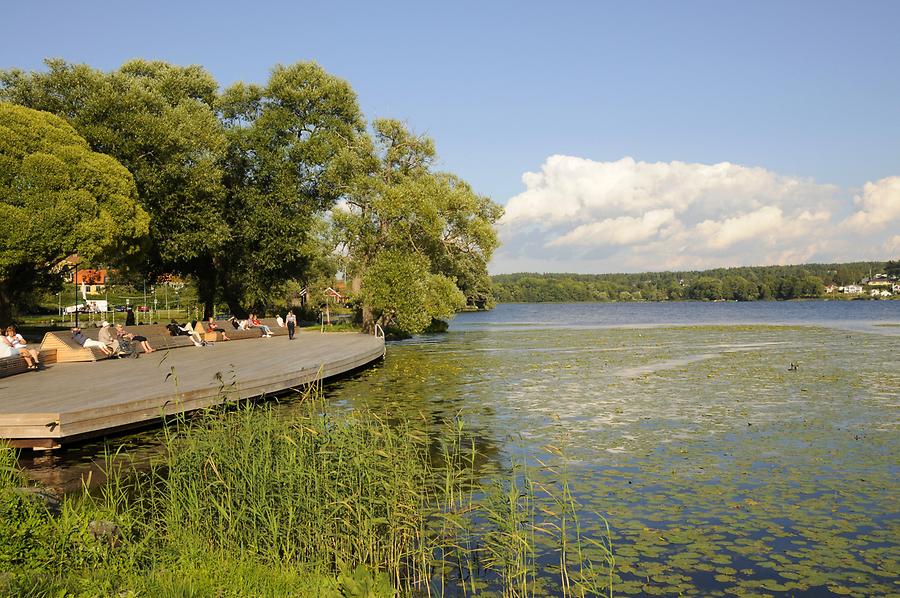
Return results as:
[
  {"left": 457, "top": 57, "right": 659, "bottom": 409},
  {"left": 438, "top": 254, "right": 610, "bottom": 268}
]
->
[
  {"left": 125, "top": 307, "right": 136, "bottom": 326},
  {"left": 286, "top": 310, "right": 297, "bottom": 340}
]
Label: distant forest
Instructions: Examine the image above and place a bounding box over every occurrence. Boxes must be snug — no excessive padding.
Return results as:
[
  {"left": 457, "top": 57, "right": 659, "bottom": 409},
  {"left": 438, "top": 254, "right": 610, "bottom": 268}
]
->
[{"left": 491, "top": 261, "right": 900, "bottom": 303}]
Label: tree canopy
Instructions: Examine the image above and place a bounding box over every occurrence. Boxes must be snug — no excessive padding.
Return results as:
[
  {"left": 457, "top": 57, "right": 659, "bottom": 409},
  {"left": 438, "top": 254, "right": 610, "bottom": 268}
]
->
[
  {"left": 1, "top": 59, "right": 228, "bottom": 305},
  {"left": 333, "top": 119, "right": 502, "bottom": 333},
  {"left": 0, "top": 102, "right": 148, "bottom": 321},
  {"left": 215, "top": 62, "right": 365, "bottom": 316},
  {"left": 0, "top": 61, "right": 502, "bottom": 329},
  {"left": 1, "top": 60, "right": 369, "bottom": 318},
  {"left": 491, "top": 261, "right": 894, "bottom": 303}
]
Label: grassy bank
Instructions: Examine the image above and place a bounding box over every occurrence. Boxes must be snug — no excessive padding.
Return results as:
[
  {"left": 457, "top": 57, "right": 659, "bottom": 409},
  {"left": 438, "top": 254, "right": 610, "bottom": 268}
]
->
[{"left": 1, "top": 389, "right": 613, "bottom": 597}]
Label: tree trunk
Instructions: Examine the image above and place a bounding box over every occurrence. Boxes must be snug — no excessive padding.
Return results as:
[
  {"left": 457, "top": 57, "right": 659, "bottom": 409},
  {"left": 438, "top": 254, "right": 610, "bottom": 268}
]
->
[
  {"left": 361, "top": 304, "right": 375, "bottom": 333},
  {"left": 196, "top": 263, "right": 217, "bottom": 320},
  {"left": 350, "top": 274, "right": 362, "bottom": 294},
  {"left": 221, "top": 279, "right": 248, "bottom": 319},
  {"left": 0, "top": 284, "right": 13, "bottom": 326}
]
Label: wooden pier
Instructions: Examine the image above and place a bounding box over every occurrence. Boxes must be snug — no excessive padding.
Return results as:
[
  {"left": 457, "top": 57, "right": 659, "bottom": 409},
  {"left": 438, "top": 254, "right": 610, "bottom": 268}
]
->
[{"left": 0, "top": 332, "right": 385, "bottom": 450}]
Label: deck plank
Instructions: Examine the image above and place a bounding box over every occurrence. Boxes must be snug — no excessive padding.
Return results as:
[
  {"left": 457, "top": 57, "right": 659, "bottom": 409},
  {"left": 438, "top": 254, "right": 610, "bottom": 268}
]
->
[{"left": 0, "top": 332, "right": 384, "bottom": 448}]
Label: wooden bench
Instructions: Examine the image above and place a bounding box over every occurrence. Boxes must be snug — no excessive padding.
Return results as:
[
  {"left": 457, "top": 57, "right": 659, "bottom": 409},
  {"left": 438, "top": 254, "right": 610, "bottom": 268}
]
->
[
  {"left": 206, "top": 319, "right": 280, "bottom": 341},
  {"left": 0, "top": 349, "right": 57, "bottom": 378},
  {"left": 37, "top": 318, "right": 292, "bottom": 364},
  {"left": 40, "top": 324, "right": 202, "bottom": 362},
  {"left": 120, "top": 324, "right": 200, "bottom": 351},
  {"left": 260, "top": 318, "right": 289, "bottom": 337},
  {"left": 40, "top": 330, "right": 112, "bottom": 363}
]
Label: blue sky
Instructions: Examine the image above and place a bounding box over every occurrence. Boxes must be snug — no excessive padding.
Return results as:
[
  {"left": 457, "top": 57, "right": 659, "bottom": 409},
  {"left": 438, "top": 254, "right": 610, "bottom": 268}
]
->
[{"left": 3, "top": 1, "right": 899, "bottom": 272}]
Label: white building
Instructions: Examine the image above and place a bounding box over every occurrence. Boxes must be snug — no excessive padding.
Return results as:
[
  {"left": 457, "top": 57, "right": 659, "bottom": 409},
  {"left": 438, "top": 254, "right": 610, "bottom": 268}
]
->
[{"left": 842, "top": 285, "right": 863, "bottom": 294}]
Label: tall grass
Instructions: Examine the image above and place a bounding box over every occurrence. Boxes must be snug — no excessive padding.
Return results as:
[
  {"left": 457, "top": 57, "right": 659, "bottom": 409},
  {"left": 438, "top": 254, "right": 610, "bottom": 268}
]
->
[{"left": 1, "top": 387, "right": 614, "bottom": 596}]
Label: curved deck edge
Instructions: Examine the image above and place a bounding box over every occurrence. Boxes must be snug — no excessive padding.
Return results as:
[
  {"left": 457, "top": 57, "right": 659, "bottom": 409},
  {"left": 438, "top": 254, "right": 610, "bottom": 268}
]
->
[{"left": 0, "top": 333, "right": 385, "bottom": 450}]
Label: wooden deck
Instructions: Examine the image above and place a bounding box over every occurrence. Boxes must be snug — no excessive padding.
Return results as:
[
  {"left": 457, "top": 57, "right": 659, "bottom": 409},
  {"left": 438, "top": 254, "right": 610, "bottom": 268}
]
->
[{"left": 0, "top": 332, "right": 385, "bottom": 449}]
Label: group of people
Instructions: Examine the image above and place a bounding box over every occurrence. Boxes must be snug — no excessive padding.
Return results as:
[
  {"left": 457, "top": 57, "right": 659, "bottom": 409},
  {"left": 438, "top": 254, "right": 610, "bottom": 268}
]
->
[
  {"left": 165, "top": 311, "right": 300, "bottom": 347},
  {"left": 227, "top": 311, "right": 298, "bottom": 339},
  {"left": 71, "top": 321, "right": 156, "bottom": 357},
  {"left": 3, "top": 310, "right": 302, "bottom": 373},
  {"left": 1, "top": 325, "right": 42, "bottom": 369}
]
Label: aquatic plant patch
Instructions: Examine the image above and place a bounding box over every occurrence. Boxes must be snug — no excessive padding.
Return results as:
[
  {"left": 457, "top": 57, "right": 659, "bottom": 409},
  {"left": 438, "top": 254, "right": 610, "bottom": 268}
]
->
[{"left": 328, "top": 324, "right": 899, "bottom": 596}]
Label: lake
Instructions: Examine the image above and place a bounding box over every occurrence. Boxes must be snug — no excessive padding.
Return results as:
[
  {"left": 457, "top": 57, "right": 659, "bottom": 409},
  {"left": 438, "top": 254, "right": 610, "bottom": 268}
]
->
[
  {"left": 326, "top": 301, "right": 899, "bottom": 595},
  {"left": 20, "top": 301, "right": 900, "bottom": 595}
]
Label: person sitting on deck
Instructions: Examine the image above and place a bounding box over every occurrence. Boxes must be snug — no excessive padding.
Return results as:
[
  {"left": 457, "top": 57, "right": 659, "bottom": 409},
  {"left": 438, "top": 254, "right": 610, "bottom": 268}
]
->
[
  {"left": 248, "top": 313, "right": 273, "bottom": 337},
  {"left": 98, "top": 321, "right": 120, "bottom": 354},
  {"left": 115, "top": 324, "right": 155, "bottom": 353},
  {"left": 4, "top": 325, "right": 41, "bottom": 369},
  {"left": 71, "top": 327, "right": 113, "bottom": 356},
  {"left": 166, "top": 320, "right": 205, "bottom": 346},
  {"left": 0, "top": 334, "right": 12, "bottom": 359},
  {"left": 275, "top": 314, "right": 285, "bottom": 328},
  {"left": 206, "top": 316, "right": 230, "bottom": 341}
]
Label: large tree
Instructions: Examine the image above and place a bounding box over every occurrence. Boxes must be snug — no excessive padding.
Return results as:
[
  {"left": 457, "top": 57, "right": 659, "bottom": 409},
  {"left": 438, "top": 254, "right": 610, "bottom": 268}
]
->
[
  {"left": 334, "top": 119, "right": 503, "bottom": 333},
  {"left": 216, "top": 62, "right": 366, "bottom": 316},
  {"left": 0, "top": 103, "right": 148, "bottom": 321},
  {"left": 1, "top": 59, "right": 228, "bottom": 311}
]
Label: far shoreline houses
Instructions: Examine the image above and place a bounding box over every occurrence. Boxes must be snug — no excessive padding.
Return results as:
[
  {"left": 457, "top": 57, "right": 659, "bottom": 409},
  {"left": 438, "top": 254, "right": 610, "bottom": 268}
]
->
[{"left": 825, "top": 274, "right": 900, "bottom": 298}]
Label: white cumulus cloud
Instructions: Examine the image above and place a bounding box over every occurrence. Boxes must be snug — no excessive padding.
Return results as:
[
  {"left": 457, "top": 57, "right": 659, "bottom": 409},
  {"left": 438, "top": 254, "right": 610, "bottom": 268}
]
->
[
  {"left": 844, "top": 176, "right": 900, "bottom": 230},
  {"left": 492, "top": 155, "right": 898, "bottom": 273},
  {"left": 548, "top": 209, "right": 676, "bottom": 247}
]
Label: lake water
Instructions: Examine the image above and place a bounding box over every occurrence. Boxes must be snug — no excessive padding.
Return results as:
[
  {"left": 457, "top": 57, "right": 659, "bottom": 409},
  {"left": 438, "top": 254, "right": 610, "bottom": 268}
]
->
[
  {"left": 448, "top": 299, "right": 900, "bottom": 334},
  {"left": 326, "top": 301, "right": 899, "bottom": 596},
  {"left": 21, "top": 301, "right": 900, "bottom": 595}
]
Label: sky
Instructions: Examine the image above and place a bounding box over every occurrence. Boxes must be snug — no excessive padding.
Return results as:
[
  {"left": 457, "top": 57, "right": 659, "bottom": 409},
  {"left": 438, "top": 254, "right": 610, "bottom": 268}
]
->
[{"left": 3, "top": 1, "right": 899, "bottom": 273}]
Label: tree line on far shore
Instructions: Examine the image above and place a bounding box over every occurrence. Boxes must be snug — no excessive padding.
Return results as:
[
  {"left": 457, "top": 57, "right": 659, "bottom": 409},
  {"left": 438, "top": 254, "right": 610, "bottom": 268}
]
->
[
  {"left": 491, "top": 261, "right": 900, "bottom": 303},
  {"left": 0, "top": 59, "right": 502, "bottom": 333}
]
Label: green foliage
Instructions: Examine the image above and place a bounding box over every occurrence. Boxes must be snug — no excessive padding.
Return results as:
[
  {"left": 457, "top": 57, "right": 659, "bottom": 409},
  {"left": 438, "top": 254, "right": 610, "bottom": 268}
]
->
[
  {"left": 1, "top": 59, "right": 228, "bottom": 320},
  {"left": 687, "top": 276, "right": 724, "bottom": 301},
  {"left": 335, "top": 119, "right": 502, "bottom": 331},
  {"left": 1, "top": 59, "right": 227, "bottom": 271},
  {"left": 3, "top": 390, "right": 615, "bottom": 596},
  {"left": 492, "top": 261, "right": 887, "bottom": 303},
  {"left": 216, "top": 63, "right": 364, "bottom": 314},
  {"left": 338, "top": 563, "right": 396, "bottom": 597},
  {"left": 361, "top": 250, "right": 464, "bottom": 334},
  {"left": 1, "top": 60, "right": 368, "bottom": 318},
  {"left": 0, "top": 102, "right": 148, "bottom": 321},
  {"left": 885, "top": 260, "right": 900, "bottom": 277},
  {"left": 1, "top": 60, "right": 502, "bottom": 323}
]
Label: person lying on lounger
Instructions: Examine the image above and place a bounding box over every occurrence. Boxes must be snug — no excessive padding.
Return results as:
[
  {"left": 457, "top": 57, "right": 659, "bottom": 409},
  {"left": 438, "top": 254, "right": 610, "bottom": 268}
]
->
[
  {"left": 115, "top": 324, "right": 155, "bottom": 353},
  {"left": 166, "top": 320, "right": 205, "bottom": 346},
  {"left": 71, "top": 327, "right": 113, "bottom": 356}
]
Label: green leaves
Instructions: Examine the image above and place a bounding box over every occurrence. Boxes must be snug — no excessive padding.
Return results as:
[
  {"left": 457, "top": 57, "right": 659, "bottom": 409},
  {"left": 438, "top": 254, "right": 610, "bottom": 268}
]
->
[
  {"left": 1, "top": 58, "right": 228, "bottom": 272},
  {"left": 0, "top": 103, "right": 148, "bottom": 320},
  {"left": 336, "top": 120, "right": 502, "bottom": 331},
  {"left": 216, "top": 62, "right": 365, "bottom": 312},
  {"left": 362, "top": 250, "right": 464, "bottom": 334},
  {"left": 1, "top": 59, "right": 501, "bottom": 321}
]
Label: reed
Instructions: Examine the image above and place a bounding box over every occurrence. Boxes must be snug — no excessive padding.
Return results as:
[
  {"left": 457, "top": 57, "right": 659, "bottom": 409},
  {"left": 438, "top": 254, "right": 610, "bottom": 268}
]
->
[{"left": 1, "top": 387, "right": 615, "bottom": 596}]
